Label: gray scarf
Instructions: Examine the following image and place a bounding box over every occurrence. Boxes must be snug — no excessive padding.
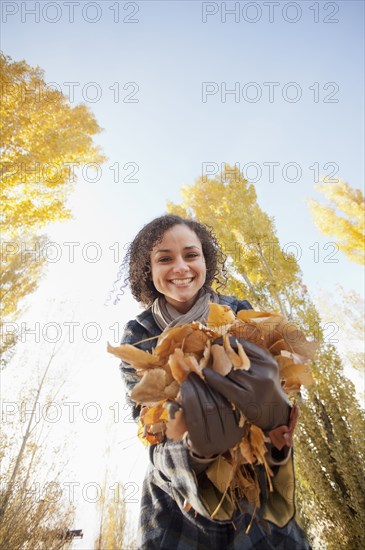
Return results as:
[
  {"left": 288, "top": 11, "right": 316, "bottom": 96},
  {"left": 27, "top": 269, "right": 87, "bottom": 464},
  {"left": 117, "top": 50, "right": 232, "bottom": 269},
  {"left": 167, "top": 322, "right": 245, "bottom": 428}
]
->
[{"left": 151, "top": 287, "right": 219, "bottom": 330}]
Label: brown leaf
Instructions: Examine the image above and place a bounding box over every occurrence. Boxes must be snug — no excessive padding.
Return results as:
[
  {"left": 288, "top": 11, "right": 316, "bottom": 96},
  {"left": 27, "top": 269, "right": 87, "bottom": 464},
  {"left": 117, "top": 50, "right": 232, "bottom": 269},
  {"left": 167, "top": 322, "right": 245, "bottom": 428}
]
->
[
  {"left": 154, "top": 325, "right": 194, "bottom": 359},
  {"left": 269, "top": 338, "right": 290, "bottom": 355},
  {"left": 164, "top": 380, "right": 180, "bottom": 399},
  {"left": 236, "top": 310, "right": 280, "bottom": 322},
  {"left": 228, "top": 320, "right": 264, "bottom": 346},
  {"left": 168, "top": 349, "right": 192, "bottom": 383},
  {"left": 183, "top": 328, "right": 210, "bottom": 354},
  {"left": 249, "top": 425, "right": 268, "bottom": 464},
  {"left": 239, "top": 425, "right": 268, "bottom": 465},
  {"left": 184, "top": 354, "right": 205, "bottom": 379},
  {"left": 281, "top": 363, "right": 314, "bottom": 390},
  {"left": 199, "top": 341, "right": 211, "bottom": 369},
  {"left": 210, "top": 344, "right": 232, "bottom": 376},
  {"left": 276, "top": 320, "right": 319, "bottom": 360},
  {"left": 107, "top": 342, "right": 160, "bottom": 369},
  {"left": 239, "top": 438, "right": 256, "bottom": 464},
  {"left": 248, "top": 316, "right": 284, "bottom": 349},
  {"left": 223, "top": 334, "right": 242, "bottom": 369},
  {"left": 235, "top": 341, "right": 251, "bottom": 371},
  {"left": 131, "top": 368, "right": 167, "bottom": 403}
]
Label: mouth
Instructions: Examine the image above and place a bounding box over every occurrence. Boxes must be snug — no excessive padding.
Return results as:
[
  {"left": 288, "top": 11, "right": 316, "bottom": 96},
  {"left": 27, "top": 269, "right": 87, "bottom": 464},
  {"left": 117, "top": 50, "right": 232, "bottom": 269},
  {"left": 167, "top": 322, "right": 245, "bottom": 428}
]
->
[{"left": 168, "top": 277, "right": 194, "bottom": 287}]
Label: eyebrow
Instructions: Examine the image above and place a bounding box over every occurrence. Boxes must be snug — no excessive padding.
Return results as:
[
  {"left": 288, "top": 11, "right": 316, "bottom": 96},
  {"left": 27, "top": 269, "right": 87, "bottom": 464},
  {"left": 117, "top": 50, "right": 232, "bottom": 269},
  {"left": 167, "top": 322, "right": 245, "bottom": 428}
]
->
[{"left": 153, "top": 245, "right": 201, "bottom": 255}]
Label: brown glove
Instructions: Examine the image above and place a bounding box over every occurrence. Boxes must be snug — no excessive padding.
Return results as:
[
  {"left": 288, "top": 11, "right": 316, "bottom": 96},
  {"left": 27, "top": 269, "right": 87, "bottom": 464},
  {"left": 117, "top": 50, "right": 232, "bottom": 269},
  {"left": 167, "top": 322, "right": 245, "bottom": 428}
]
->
[
  {"left": 179, "top": 372, "right": 246, "bottom": 458},
  {"left": 204, "top": 337, "right": 291, "bottom": 431}
]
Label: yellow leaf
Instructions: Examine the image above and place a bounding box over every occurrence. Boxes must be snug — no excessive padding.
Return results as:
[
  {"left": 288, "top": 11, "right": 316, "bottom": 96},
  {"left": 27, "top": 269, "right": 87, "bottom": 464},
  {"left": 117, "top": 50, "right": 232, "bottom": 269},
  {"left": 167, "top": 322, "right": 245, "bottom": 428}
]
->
[
  {"left": 143, "top": 401, "right": 169, "bottom": 424},
  {"left": 207, "top": 303, "right": 236, "bottom": 327}
]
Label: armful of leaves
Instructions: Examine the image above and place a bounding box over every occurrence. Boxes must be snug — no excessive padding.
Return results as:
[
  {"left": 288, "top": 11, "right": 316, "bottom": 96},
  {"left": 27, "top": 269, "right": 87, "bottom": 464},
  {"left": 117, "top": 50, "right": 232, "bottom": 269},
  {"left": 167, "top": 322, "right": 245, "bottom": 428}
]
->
[{"left": 108, "top": 305, "right": 316, "bottom": 448}]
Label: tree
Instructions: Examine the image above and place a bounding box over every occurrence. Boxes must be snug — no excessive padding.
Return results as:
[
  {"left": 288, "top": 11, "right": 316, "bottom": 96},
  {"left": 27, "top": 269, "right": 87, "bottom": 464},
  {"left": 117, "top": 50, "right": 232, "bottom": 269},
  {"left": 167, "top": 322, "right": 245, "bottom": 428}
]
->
[
  {"left": 313, "top": 285, "right": 365, "bottom": 375},
  {"left": 0, "top": 236, "right": 47, "bottom": 365},
  {"left": 307, "top": 179, "right": 365, "bottom": 265},
  {"left": 94, "top": 466, "right": 136, "bottom": 550},
  {"left": 0, "top": 53, "right": 106, "bottom": 362},
  {"left": 167, "top": 165, "right": 365, "bottom": 548},
  {"left": 0, "top": 347, "right": 76, "bottom": 549},
  {"left": 0, "top": 53, "right": 105, "bottom": 236}
]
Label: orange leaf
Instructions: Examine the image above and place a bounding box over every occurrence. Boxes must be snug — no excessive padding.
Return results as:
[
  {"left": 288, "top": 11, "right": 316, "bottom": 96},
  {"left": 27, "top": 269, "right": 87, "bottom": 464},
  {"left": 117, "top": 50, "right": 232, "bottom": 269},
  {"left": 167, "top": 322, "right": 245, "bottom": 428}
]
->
[
  {"left": 168, "top": 349, "right": 191, "bottom": 383},
  {"left": 211, "top": 344, "right": 232, "bottom": 376},
  {"left": 183, "top": 328, "right": 209, "bottom": 354},
  {"left": 154, "top": 325, "right": 193, "bottom": 359},
  {"left": 223, "top": 334, "right": 243, "bottom": 369},
  {"left": 131, "top": 368, "right": 167, "bottom": 403},
  {"left": 207, "top": 303, "right": 236, "bottom": 327},
  {"left": 143, "top": 401, "right": 169, "bottom": 424},
  {"left": 107, "top": 342, "right": 160, "bottom": 369},
  {"left": 236, "top": 310, "right": 280, "bottom": 322}
]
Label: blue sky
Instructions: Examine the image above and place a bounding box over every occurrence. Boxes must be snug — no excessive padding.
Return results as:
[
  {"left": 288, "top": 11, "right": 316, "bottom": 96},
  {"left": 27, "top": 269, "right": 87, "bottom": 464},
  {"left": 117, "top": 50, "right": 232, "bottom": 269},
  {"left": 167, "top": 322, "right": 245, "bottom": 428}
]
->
[
  {"left": 3, "top": 0, "right": 364, "bottom": 295},
  {"left": 2, "top": 1, "right": 364, "bottom": 547}
]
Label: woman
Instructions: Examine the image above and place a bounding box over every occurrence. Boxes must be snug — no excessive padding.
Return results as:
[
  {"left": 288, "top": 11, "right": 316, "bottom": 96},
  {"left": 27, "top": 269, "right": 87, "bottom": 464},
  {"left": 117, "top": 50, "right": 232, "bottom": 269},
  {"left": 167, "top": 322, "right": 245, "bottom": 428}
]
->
[{"left": 117, "top": 214, "right": 310, "bottom": 549}]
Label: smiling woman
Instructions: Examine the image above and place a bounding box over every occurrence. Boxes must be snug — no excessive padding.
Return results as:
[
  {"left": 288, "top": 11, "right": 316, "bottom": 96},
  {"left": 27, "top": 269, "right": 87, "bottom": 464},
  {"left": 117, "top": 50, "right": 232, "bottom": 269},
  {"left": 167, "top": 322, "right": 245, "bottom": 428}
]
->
[
  {"left": 114, "top": 214, "right": 310, "bottom": 549},
  {"left": 150, "top": 225, "right": 207, "bottom": 313}
]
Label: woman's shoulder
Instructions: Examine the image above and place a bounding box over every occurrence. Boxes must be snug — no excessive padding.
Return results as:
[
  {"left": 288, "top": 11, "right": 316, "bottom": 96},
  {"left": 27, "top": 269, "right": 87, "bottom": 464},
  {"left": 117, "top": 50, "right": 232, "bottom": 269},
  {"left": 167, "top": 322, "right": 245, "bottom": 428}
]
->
[
  {"left": 217, "top": 293, "right": 253, "bottom": 312},
  {"left": 121, "top": 307, "right": 161, "bottom": 348}
]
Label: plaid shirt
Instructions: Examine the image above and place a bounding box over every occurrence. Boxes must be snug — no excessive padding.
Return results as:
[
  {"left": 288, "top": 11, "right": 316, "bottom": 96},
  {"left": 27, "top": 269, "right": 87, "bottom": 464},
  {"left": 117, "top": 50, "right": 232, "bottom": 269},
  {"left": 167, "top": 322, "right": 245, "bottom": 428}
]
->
[{"left": 119, "top": 295, "right": 310, "bottom": 549}]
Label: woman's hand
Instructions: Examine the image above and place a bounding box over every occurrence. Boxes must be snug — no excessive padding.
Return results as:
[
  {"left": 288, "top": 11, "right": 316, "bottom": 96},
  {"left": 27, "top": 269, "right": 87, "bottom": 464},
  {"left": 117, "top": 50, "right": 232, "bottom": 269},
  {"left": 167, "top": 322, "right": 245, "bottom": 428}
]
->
[
  {"left": 204, "top": 337, "right": 291, "bottom": 431},
  {"left": 179, "top": 372, "right": 246, "bottom": 457}
]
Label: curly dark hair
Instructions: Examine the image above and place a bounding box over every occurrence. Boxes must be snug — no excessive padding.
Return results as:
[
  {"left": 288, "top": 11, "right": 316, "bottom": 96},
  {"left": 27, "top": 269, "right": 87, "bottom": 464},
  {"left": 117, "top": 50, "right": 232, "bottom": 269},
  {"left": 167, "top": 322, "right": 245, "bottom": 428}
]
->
[{"left": 113, "top": 214, "right": 227, "bottom": 306}]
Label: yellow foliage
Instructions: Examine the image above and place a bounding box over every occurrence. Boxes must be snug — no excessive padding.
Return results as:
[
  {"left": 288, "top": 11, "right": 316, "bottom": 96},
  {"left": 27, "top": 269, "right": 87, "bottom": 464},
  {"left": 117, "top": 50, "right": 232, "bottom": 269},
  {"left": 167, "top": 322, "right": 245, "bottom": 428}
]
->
[
  {"left": 167, "top": 164, "right": 300, "bottom": 314},
  {"left": 0, "top": 53, "right": 106, "bottom": 238},
  {"left": 0, "top": 53, "right": 106, "bottom": 362},
  {"left": 308, "top": 178, "right": 365, "bottom": 264}
]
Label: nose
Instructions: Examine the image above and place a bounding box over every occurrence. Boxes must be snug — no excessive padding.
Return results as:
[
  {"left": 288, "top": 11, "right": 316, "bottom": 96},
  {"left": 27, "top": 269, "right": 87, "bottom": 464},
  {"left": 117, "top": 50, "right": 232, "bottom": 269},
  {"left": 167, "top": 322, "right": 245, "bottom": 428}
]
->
[{"left": 172, "top": 256, "right": 189, "bottom": 273}]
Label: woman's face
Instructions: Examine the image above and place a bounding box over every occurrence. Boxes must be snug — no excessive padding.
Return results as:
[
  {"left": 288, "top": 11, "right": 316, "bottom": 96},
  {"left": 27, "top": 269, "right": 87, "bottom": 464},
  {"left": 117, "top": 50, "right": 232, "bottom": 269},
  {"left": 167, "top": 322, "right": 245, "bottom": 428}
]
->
[{"left": 150, "top": 224, "right": 207, "bottom": 313}]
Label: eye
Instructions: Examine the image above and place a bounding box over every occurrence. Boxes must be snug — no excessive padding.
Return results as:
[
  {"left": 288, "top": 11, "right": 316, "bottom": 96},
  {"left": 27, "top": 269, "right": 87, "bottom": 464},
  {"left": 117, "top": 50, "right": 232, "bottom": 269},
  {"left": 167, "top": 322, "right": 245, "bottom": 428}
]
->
[
  {"left": 186, "top": 253, "right": 199, "bottom": 259},
  {"left": 157, "top": 256, "right": 171, "bottom": 263}
]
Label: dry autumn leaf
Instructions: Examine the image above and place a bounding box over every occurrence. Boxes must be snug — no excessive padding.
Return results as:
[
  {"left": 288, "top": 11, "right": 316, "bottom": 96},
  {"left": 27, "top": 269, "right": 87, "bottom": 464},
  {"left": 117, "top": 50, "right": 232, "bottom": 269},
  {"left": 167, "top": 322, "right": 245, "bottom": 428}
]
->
[
  {"left": 107, "top": 342, "right": 161, "bottom": 369},
  {"left": 164, "top": 380, "right": 180, "bottom": 399},
  {"left": 223, "top": 334, "right": 243, "bottom": 369},
  {"left": 168, "top": 349, "right": 191, "bottom": 383},
  {"left": 168, "top": 348, "right": 204, "bottom": 383},
  {"left": 131, "top": 368, "right": 167, "bottom": 403},
  {"left": 142, "top": 401, "right": 169, "bottom": 425},
  {"left": 228, "top": 320, "right": 264, "bottom": 346},
  {"left": 235, "top": 466, "right": 260, "bottom": 507},
  {"left": 207, "top": 303, "right": 236, "bottom": 327},
  {"left": 239, "top": 425, "right": 268, "bottom": 465},
  {"left": 154, "top": 325, "right": 194, "bottom": 359},
  {"left": 236, "top": 341, "right": 251, "bottom": 371},
  {"left": 280, "top": 363, "right": 314, "bottom": 391},
  {"left": 210, "top": 344, "right": 232, "bottom": 376},
  {"left": 183, "top": 328, "right": 210, "bottom": 355},
  {"left": 199, "top": 341, "right": 211, "bottom": 369},
  {"left": 268, "top": 338, "right": 289, "bottom": 355},
  {"left": 236, "top": 310, "right": 281, "bottom": 322}
]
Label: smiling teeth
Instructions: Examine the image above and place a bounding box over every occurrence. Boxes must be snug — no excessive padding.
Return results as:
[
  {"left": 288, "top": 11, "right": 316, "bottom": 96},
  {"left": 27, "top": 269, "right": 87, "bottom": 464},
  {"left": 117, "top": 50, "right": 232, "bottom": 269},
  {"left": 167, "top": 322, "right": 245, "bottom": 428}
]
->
[{"left": 170, "top": 278, "right": 193, "bottom": 285}]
